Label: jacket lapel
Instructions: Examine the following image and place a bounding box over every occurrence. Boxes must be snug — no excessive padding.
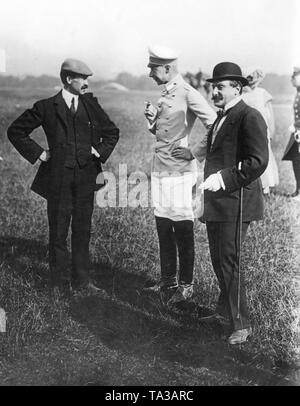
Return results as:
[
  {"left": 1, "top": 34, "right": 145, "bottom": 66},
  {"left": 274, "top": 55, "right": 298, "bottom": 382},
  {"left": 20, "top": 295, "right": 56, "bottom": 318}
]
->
[
  {"left": 54, "top": 91, "right": 68, "bottom": 130},
  {"left": 210, "top": 100, "right": 246, "bottom": 152}
]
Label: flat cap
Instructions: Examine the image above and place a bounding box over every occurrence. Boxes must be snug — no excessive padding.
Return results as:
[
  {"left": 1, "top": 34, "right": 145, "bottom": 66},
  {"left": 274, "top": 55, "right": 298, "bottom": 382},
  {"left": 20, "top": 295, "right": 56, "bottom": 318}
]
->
[
  {"left": 147, "top": 45, "right": 178, "bottom": 67},
  {"left": 60, "top": 58, "right": 93, "bottom": 76}
]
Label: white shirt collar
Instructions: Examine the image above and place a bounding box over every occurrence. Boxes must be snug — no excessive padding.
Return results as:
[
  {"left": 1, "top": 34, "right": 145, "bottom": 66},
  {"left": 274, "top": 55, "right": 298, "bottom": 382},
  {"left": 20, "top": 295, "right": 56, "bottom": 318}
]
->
[
  {"left": 163, "top": 73, "right": 182, "bottom": 93},
  {"left": 62, "top": 88, "right": 79, "bottom": 109},
  {"left": 224, "top": 95, "right": 242, "bottom": 112}
]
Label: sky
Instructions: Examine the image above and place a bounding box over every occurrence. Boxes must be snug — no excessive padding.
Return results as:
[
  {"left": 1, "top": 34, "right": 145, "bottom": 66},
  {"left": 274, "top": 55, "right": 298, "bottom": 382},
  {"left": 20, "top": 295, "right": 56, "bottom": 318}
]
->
[{"left": 0, "top": 0, "right": 298, "bottom": 79}]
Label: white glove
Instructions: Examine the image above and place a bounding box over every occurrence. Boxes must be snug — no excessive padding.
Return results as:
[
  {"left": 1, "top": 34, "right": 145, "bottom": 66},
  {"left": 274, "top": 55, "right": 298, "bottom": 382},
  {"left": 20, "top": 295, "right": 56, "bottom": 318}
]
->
[
  {"left": 199, "top": 172, "right": 225, "bottom": 192},
  {"left": 91, "top": 146, "right": 100, "bottom": 157},
  {"left": 39, "top": 150, "right": 51, "bottom": 162}
]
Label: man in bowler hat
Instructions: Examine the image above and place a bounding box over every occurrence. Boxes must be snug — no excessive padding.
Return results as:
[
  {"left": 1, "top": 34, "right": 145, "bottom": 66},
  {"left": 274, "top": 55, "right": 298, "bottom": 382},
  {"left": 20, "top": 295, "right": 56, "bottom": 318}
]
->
[
  {"left": 282, "top": 67, "right": 300, "bottom": 200},
  {"left": 7, "top": 58, "right": 119, "bottom": 295},
  {"left": 199, "top": 62, "right": 268, "bottom": 344}
]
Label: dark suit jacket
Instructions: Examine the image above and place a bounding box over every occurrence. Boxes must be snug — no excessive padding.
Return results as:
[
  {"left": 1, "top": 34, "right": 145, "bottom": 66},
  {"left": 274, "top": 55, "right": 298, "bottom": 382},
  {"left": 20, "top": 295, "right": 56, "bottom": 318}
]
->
[
  {"left": 282, "top": 133, "right": 299, "bottom": 161},
  {"left": 7, "top": 91, "right": 119, "bottom": 199},
  {"left": 203, "top": 100, "right": 268, "bottom": 222}
]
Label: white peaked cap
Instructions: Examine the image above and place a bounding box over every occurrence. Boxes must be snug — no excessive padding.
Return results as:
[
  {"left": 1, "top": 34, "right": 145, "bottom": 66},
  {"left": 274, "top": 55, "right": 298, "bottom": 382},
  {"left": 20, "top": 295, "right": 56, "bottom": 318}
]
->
[{"left": 147, "top": 45, "right": 178, "bottom": 67}]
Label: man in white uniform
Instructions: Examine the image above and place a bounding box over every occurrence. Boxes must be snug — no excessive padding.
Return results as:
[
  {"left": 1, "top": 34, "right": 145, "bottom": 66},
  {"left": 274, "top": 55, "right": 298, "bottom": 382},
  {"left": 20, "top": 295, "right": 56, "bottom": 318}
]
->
[{"left": 144, "top": 46, "right": 216, "bottom": 305}]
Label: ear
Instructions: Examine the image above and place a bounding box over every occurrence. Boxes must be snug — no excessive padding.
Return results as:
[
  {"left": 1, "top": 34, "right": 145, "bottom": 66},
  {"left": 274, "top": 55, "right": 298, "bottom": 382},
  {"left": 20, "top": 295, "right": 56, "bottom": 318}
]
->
[
  {"left": 165, "top": 65, "right": 170, "bottom": 73},
  {"left": 66, "top": 75, "right": 72, "bottom": 85}
]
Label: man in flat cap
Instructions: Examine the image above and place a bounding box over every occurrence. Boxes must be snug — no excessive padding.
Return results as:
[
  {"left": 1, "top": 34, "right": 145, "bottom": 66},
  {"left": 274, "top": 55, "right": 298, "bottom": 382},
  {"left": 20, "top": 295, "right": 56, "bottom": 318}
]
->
[
  {"left": 7, "top": 58, "right": 119, "bottom": 296},
  {"left": 282, "top": 67, "right": 300, "bottom": 200},
  {"left": 199, "top": 62, "right": 268, "bottom": 344},
  {"left": 144, "top": 45, "right": 216, "bottom": 306}
]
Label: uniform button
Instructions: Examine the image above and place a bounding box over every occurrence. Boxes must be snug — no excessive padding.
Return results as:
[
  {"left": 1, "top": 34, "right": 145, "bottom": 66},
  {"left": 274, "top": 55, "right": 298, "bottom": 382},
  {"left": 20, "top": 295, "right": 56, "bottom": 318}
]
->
[
  {"left": 166, "top": 117, "right": 169, "bottom": 120},
  {"left": 168, "top": 105, "right": 172, "bottom": 108},
  {"left": 165, "top": 129, "right": 168, "bottom": 133},
  {"left": 172, "top": 94, "right": 175, "bottom": 97},
  {"left": 155, "top": 148, "right": 159, "bottom": 153}
]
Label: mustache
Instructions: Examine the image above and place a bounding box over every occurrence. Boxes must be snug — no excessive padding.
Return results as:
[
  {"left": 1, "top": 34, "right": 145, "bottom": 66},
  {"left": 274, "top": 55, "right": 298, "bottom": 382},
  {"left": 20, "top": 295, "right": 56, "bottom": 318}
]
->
[
  {"left": 212, "top": 95, "right": 222, "bottom": 101},
  {"left": 81, "top": 85, "right": 88, "bottom": 90}
]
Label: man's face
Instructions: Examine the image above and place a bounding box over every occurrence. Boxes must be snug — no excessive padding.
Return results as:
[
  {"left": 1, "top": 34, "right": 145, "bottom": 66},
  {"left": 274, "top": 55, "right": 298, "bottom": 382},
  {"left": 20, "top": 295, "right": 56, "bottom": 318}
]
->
[
  {"left": 291, "top": 73, "right": 300, "bottom": 88},
  {"left": 148, "top": 65, "right": 169, "bottom": 85},
  {"left": 211, "top": 80, "right": 240, "bottom": 108},
  {"left": 66, "top": 74, "right": 89, "bottom": 95}
]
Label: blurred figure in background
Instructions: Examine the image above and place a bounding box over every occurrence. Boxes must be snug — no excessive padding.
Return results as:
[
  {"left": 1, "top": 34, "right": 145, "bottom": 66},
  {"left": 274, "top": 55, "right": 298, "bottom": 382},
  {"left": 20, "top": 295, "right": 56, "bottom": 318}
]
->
[
  {"left": 282, "top": 67, "right": 300, "bottom": 200},
  {"left": 243, "top": 67, "right": 279, "bottom": 195},
  {"left": 184, "top": 68, "right": 211, "bottom": 100}
]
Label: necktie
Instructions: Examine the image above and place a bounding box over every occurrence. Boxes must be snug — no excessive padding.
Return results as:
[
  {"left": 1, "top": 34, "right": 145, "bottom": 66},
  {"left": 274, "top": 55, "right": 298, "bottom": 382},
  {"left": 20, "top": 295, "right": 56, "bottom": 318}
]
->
[
  {"left": 210, "top": 109, "right": 228, "bottom": 150},
  {"left": 217, "top": 109, "right": 226, "bottom": 118},
  {"left": 213, "top": 108, "right": 229, "bottom": 130},
  {"left": 70, "top": 97, "right": 76, "bottom": 115}
]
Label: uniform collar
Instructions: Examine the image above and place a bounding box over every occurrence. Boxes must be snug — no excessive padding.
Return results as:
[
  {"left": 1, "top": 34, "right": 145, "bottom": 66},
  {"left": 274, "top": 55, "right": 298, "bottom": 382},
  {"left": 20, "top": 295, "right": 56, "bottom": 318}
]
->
[{"left": 163, "top": 73, "right": 182, "bottom": 93}]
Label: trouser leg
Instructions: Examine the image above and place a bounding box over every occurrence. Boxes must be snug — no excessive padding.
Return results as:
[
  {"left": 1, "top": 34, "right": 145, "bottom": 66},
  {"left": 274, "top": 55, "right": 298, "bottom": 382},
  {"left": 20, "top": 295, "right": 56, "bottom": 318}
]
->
[
  {"left": 155, "top": 216, "right": 177, "bottom": 288},
  {"left": 292, "top": 155, "right": 300, "bottom": 191},
  {"left": 206, "top": 221, "right": 250, "bottom": 330},
  {"left": 47, "top": 167, "right": 73, "bottom": 286},
  {"left": 71, "top": 162, "right": 96, "bottom": 286},
  {"left": 173, "top": 220, "right": 194, "bottom": 285},
  {"left": 206, "top": 222, "right": 229, "bottom": 318}
]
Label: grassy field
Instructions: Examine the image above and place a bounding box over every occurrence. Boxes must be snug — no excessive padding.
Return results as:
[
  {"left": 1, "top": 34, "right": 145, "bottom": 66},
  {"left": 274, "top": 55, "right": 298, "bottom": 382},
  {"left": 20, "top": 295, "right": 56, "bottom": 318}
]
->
[{"left": 0, "top": 87, "right": 299, "bottom": 386}]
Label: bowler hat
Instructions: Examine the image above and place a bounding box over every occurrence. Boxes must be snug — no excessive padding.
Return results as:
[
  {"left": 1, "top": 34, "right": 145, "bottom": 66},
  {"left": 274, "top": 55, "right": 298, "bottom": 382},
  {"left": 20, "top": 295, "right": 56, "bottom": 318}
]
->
[
  {"left": 60, "top": 58, "right": 93, "bottom": 76},
  {"left": 207, "top": 62, "right": 248, "bottom": 86}
]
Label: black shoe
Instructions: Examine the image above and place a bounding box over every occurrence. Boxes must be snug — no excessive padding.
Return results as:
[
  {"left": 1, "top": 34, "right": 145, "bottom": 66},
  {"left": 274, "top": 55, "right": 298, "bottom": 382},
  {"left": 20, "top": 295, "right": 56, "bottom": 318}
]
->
[
  {"left": 167, "top": 284, "right": 194, "bottom": 305},
  {"left": 141, "top": 281, "right": 163, "bottom": 294},
  {"left": 72, "top": 280, "right": 108, "bottom": 297},
  {"left": 159, "top": 286, "right": 178, "bottom": 306}
]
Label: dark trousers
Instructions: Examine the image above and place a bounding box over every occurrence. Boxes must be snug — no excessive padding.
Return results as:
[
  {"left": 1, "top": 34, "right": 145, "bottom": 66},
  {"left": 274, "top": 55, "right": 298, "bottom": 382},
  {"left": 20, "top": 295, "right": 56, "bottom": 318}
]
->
[
  {"left": 206, "top": 221, "right": 250, "bottom": 331},
  {"left": 47, "top": 162, "right": 96, "bottom": 287},
  {"left": 292, "top": 155, "right": 300, "bottom": 191},
  {"left": 155, "top": 216, "right": 194, "bottom": 287}
]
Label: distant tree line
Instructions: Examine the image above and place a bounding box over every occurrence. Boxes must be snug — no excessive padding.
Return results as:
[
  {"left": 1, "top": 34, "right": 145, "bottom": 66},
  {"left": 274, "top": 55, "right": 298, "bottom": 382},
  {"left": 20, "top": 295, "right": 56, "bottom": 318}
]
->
[{"left": 0, "top": 71, "right": 294, "bottom": 95}]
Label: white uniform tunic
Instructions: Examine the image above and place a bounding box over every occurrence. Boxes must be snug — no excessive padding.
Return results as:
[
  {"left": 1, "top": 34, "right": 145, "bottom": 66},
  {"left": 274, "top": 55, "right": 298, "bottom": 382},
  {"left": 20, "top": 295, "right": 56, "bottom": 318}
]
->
[{"left": 149, "top": 74, "right": 216, "bottom": 221}]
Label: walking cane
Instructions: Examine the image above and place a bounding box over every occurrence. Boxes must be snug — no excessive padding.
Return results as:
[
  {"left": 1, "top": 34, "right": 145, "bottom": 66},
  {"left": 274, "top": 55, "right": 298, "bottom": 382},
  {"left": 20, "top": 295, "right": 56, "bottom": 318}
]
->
[{"left": 237, "top": 162, "right": 243, "bottom": 323}]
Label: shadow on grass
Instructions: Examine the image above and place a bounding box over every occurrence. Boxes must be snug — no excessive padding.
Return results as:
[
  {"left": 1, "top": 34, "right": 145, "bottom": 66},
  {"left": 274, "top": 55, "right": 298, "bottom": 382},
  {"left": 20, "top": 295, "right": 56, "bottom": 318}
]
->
[
  {"left": 0, "top": 235, "right": 289, "bottom": 385},
  {"left": 0, "top": 235, "right": 50, "bottom": 289},
  {"left": 70, "top": 261, "right": 286, "bottom": 386}
]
